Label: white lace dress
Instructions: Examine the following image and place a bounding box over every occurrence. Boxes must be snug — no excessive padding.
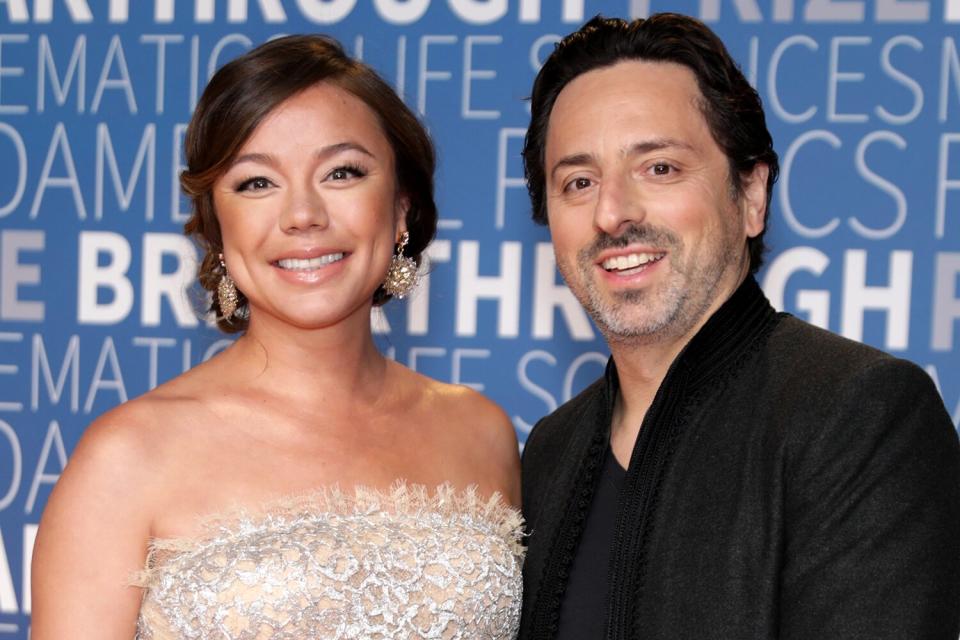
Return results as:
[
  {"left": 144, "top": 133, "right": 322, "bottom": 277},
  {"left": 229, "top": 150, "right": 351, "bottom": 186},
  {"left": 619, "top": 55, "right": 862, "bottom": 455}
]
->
[{"left": 133, "top": 484, "right": 524, "bottom": 639}]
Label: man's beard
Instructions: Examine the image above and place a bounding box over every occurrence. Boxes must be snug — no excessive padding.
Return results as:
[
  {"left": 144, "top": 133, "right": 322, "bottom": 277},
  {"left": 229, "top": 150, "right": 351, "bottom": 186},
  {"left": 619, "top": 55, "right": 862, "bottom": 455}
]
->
[{"left": 557, "top": 222, "right": 735, "bottom": 343}]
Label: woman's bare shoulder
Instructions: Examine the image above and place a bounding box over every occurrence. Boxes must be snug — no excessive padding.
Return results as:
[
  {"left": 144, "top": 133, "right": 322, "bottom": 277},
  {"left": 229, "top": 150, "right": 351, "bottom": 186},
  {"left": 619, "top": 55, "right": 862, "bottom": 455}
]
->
[
  {"left": 396, "top": 365, "right": 510, "bottom": 432},
  {"left": 67, "top": 365, "right": 219, "bottom": 490},
  {"left": 30, "top": 369, "right": 215, "bottom": 639},
  {"left": 394, "top": 364, "right": 520, "bottom": 504}
]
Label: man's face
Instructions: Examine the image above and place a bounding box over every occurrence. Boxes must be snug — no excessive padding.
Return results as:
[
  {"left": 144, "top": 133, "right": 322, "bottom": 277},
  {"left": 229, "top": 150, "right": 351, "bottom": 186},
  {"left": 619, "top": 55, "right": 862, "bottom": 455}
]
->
[{"left": 544, "top": 60, "right": 766, "bottom": 345}]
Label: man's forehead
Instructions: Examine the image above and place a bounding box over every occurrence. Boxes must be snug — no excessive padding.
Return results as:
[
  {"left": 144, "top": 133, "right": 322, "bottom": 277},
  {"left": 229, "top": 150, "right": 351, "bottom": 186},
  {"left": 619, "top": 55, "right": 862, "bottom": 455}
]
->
[{"left": 544, "top": 61, "right": 708, "bottom": 156}]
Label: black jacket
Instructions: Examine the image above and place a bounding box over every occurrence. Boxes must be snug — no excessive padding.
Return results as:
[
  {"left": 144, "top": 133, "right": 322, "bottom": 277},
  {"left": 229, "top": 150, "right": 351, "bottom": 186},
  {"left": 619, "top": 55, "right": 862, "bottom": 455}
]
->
[{"left": 520, "top": 277, "right": 960, "bottom": 640}]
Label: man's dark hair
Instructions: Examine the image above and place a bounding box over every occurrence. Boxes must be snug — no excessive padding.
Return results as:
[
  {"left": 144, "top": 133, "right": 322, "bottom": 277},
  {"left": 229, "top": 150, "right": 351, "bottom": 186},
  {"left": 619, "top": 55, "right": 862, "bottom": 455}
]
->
[{"left": 523, "top": 13, "right": 779, "bottom": 274}]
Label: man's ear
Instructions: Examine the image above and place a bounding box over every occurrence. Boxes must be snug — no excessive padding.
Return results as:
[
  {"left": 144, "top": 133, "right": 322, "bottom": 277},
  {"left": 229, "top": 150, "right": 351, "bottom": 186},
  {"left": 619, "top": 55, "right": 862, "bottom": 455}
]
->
[{"left": 740, "top": 163, "right": 769, "bottom": 239}]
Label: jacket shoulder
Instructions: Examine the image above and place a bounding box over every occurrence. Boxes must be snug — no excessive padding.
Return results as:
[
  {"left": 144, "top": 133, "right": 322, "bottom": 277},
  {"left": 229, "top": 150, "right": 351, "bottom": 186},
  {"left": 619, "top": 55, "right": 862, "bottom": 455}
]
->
[
  {"left": 767, "top": 316, "right": 919, "bottom": 376},
  {"left": 758, "top": 315, "right": 954, "bottom": 457},
  {"left": 522, "top": 375, "right": 607, "bottom": 466},
  {"left": 520, "top": 375, "right": 607, "bottom": 521}
]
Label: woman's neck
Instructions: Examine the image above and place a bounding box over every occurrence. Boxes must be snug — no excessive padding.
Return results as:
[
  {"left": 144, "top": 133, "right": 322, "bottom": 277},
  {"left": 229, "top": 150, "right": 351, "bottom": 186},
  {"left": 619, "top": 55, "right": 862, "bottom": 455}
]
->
[{"left": 223, "top": 306, "right": 391, "bottom": 411}]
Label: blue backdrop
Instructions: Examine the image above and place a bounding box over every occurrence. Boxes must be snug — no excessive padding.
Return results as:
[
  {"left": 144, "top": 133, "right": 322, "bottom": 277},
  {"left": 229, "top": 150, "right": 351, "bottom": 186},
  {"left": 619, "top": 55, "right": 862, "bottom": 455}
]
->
[{"left": 0, "top": 0, "right": 958, "bottom": 634}]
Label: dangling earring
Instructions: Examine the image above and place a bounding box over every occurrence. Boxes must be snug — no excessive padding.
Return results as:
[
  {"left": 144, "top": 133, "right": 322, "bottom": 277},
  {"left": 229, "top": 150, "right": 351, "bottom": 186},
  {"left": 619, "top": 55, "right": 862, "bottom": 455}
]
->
[
  {"left": 217, "top": 253, "right": 239, "bottom": 319},
  {"left": 382, "top": 231, "right": 418, "bottom": 299}
]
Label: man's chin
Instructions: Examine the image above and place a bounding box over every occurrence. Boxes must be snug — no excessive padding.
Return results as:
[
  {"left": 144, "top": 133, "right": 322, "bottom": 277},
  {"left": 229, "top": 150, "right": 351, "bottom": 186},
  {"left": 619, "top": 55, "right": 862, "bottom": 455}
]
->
[{"left": 588, "top": 308, "right": 668, "bottom": 341}]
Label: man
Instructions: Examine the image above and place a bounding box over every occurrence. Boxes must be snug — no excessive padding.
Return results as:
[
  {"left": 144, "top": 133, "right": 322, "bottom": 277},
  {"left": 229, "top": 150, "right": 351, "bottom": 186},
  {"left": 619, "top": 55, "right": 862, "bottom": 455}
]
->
[{"left": 519, "top": 13, "right": 960, "bottom": 640}]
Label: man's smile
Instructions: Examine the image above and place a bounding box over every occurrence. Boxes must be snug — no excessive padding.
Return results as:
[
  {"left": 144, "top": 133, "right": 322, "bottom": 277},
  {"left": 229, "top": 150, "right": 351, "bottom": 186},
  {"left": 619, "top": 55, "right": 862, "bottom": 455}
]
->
[{"left": 600, "top": 251, "right": 666, "bottom": 274}]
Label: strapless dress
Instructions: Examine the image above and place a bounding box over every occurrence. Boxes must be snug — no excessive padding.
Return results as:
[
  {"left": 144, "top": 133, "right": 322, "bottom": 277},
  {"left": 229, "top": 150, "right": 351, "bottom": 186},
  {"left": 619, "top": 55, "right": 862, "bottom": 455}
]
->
[{"left": 133, "top": 483, "right": 524, "bottom": 639}]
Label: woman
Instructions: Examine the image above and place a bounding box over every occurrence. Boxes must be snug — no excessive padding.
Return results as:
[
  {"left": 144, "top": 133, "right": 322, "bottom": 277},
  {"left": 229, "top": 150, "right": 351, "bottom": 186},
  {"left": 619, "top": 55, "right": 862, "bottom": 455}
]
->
[{"left": 31, "top": 35, "right": 522, "bottom": 639}]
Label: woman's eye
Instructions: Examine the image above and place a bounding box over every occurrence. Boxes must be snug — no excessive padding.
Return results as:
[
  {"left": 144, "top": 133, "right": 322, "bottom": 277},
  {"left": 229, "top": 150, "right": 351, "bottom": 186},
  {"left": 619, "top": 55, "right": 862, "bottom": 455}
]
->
[
  {"left": 329, "top": 164, "right": 366, "bottom": 181},
  {"left": 236, "top": 176, "right": 273, "bottom": 192}
]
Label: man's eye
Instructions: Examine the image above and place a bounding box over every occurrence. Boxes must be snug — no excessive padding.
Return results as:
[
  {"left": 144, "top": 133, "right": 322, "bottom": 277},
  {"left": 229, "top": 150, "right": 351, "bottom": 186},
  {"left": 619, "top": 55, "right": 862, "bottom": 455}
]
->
[
  {"left": 565, "top": 177, "right": 593, "bottom": 192},
  {"left": 236, "top": 177, "right": 273, "bottom": 192},
  {"left": 651, "top": 163, "right": 672, "bottom": 176}
]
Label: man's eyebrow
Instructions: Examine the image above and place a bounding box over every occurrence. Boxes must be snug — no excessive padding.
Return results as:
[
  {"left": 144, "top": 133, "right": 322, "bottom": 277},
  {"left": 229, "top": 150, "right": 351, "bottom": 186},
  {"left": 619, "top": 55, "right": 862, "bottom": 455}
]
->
[
  {"left": 625, "top": 138, "right": 696, "bottom": 156},
  {"left": 549, "top": 152, "right": 596, "bottom": 183},
  {"left": 228, "top": 142, "right": 375, "bottom": 169}
]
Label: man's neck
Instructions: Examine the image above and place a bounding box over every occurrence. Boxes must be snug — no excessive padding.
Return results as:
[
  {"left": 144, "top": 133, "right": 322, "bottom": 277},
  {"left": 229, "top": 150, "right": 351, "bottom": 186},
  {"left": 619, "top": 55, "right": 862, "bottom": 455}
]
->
[{"left": 607, "top": 272, "right": 750, "bottom": 467}]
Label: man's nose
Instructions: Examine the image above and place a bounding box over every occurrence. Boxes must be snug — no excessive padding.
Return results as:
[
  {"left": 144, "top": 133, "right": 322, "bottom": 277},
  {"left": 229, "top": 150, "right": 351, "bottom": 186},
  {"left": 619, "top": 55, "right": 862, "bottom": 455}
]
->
[{"left": 593, "top": 171, "right": 644, "bottom": 237}]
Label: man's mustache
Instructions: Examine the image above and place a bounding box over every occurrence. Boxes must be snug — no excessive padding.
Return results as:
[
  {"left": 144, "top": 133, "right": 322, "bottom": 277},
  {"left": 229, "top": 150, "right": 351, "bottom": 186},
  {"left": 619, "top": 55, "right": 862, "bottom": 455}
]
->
[{"left": 579, "top": 224, "right": 680, "bottom": 262}]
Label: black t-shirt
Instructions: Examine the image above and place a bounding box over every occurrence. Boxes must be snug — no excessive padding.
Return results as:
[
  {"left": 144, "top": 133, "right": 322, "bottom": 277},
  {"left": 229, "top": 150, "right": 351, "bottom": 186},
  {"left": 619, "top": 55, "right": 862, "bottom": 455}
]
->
[{"left": 555, "top": 447, "right": 627, "bottom": 638}]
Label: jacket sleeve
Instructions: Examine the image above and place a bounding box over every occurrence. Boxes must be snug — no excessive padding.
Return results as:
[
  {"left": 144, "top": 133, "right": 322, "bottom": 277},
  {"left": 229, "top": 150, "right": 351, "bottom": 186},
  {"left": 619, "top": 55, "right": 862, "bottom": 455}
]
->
[
  {"left": 519, "top": 415, "right": 557, "bottom": 640},
  {"left": 780, "top": 358, "right": 960, "bottom": 639}
]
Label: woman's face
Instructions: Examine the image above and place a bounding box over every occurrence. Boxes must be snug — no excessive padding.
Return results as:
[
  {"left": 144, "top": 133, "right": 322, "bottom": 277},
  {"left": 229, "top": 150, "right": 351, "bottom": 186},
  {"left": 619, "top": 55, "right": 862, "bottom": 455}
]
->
[{"left": 213, "top": 82, "right": 407, "bottom": 331}]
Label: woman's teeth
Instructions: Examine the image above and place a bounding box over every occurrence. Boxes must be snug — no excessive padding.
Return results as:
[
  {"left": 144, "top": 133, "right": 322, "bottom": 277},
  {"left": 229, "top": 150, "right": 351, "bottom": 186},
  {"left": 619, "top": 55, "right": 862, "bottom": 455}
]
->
[{"left": 277, "top": 253, "right": 344, "bottom": 270}]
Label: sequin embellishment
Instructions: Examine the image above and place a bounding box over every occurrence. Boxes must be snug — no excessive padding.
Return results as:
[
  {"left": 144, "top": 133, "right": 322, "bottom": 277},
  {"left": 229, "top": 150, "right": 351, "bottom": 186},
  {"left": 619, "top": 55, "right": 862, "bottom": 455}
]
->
[{"left": 134, "top": 484, "right": 524, "bottom": 639}]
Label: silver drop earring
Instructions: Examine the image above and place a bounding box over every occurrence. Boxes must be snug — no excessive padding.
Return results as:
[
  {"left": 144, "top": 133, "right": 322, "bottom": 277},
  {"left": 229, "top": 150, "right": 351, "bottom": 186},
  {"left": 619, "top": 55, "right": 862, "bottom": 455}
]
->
[
  {"left": 382, "top": 232, "right": 418, "bottom": 299},
  {"left": 217, "top": 253, "right": 239, "bottom": 319}
]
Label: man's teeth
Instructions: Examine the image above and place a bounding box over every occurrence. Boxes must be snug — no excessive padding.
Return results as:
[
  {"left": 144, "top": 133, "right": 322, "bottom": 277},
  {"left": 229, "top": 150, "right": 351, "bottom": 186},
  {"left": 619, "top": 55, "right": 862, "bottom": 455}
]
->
[
  {"left": 277, "top": 253, "right": 344, "bottom": 270},
  {"left": 601, "top": 252, "right": 663, "bottom": 272}
]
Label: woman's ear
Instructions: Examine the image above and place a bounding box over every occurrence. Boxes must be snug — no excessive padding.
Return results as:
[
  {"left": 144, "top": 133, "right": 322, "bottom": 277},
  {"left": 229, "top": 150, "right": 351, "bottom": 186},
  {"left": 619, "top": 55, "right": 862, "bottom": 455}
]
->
[{"left": 395, "top": 194, "right": 410, "bottom": 234}]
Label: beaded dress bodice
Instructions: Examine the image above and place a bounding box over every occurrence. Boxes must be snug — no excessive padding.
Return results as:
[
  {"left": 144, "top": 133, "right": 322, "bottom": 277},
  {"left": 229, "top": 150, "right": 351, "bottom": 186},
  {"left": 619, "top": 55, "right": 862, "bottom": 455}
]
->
[{"left": 134, "top": 484, "right": 524, "bottom": 639}]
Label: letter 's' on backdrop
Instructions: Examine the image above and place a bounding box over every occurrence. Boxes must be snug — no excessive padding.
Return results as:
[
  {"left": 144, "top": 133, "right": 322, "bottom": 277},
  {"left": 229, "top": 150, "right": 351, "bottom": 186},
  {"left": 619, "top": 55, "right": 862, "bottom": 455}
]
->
[{"left": 0, "top": 0, "right": 957, "bottom": 632}]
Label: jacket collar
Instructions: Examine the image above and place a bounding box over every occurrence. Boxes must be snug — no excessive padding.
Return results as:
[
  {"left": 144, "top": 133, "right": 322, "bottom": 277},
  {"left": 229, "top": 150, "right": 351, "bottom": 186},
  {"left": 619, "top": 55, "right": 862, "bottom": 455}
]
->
[
  {"left": 521, "top": 276, "right": 780, "bottom": 640},
  {"left": 607, "top": 275, "right": 778, "bottom": 394}
]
